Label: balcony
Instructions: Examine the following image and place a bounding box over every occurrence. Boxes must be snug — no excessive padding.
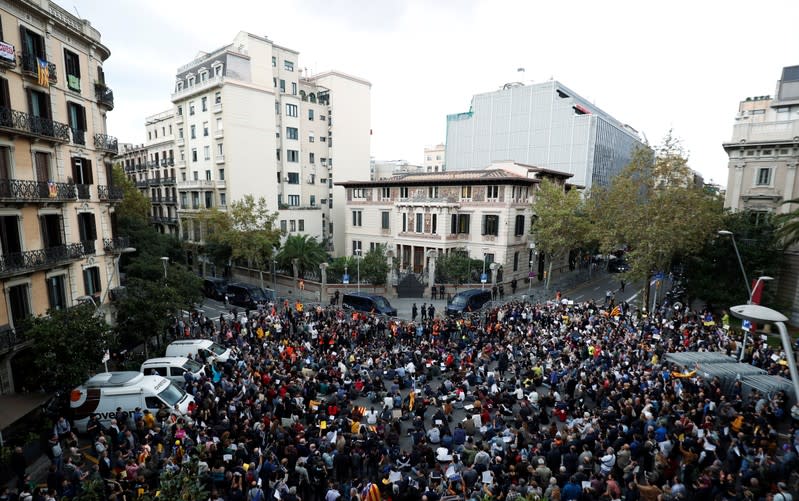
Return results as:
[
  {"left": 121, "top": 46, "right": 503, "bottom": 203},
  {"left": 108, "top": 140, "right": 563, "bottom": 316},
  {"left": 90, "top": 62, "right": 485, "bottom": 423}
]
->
[
  {"left": 215, "top": 154, "right": 225, "bottom": 164},
  {"left": 214, "top": 129, "right": 224, "bottom": 139},
  {"left": 135, "top": 180, "right": 148, "bottom": 188},
  {"left": 94, "top": 133, "right": 119, "bottom": 155},
  {"left": 0, "top": 179, "right": 76, "bottom": 202},
  {"left": 175, "top": 114, "right": 184, "bottom": 124},
  {"left": 20, "top": 52, "right": 57, "bottom": 85},
  {"left": 0, "top": 107, "right": 70, "bottom": 142},
  {"left": 95, "top": 83, "right": 114, "bottom": 110},
  {"left": 81, "top": 240, "right": 96, "bottom": 255},
  {"left": 162, "top": 176, "right": 176, "bottom": 186},
  {"left": 177, "top": 179, "right": 225, "bottom": 190},
  {"left": 76, "top": 184, "right": 91, "bottom": 200},
  {"left": 72, "top": 128, "right": 85, "bottom": 145},
  {"left": 176, "top": 137, "right": 185, "bottom": 147},
  {"left": 97, "top": 185, "right": 123, "bottom": 201},
  {"left": 171, "top": 75, "right": 224, "bottom": 101},
  {"left": 103, "top": 236, "right": 130, "bottom": 253},
  {"left": 213, "top": 103, "right": 222, "bottom": 113},
  {"left": 0, "top": 243, "right": 86, "bottom": 278}
]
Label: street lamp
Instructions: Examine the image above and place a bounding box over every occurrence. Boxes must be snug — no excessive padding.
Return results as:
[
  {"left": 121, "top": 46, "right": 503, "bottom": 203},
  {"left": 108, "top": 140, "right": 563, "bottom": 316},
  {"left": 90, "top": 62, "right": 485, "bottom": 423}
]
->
[
  {"left": 482, "top": 247, "right": 489, "bottom": 290},
  {"left": 738, "top": 275, "right": 774, "bottom": 361},
  {"left": 160, "top": 256, "right": 169, "bottom": 280},
  {"left": 272, "top": 259, "right": 278, "bottom": 294},
  {"left": 730, "top": 304, "right": 799, "bottom": 420},
  {"left": 355, "top": 249, "right": 362, "bottom": 293},
  {"left": 718, "top": 230, "right": 752, "bottom": 298}
]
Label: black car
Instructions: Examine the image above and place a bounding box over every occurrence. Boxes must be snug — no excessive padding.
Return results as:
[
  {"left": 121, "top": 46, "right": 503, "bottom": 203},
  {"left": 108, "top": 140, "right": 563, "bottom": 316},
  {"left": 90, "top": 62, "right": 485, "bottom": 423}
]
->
[
  {"left": 202, "top": 277, "right": 228, "bottom": 300},
  {"left": 342, "top": 292, "right": 397, "bottom": 316},
  {"left": 608, "top": 259, "right": 630, "bottom": 273},
  {"left": 226, "top": 283, "right": 274, "bottom": 309}
]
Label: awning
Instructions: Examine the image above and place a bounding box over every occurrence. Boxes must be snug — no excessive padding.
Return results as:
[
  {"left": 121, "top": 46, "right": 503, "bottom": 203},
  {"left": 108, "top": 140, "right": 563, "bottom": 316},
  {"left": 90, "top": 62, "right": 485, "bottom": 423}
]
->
[{"left": 0, "top": 393, "right": 52, "bottom": 430}]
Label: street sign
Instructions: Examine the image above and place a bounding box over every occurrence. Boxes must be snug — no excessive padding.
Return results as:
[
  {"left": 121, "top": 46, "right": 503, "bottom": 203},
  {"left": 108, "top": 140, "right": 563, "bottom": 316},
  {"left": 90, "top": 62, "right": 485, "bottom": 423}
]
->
[
  {"left": 741, "top": 319, "right": 752, "bottom": 332},
  {"left": 655, "top": 272, "right": 665, "bottom": 280},
  {"left": 480, "top": 273, "right": 488, "bottom": 284},
  {"left": 343, "top": 274, "right": 350, "bottom": 284},
  {"left": 528, "top": 271, "right": 536, "bottom": 278}
]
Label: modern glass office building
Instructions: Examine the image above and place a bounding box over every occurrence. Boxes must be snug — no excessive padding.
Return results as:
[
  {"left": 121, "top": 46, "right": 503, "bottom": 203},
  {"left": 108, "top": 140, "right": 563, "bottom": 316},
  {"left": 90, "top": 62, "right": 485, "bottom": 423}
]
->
[{"left": 445, "top": 81, "right": 644, "bottom": 189}]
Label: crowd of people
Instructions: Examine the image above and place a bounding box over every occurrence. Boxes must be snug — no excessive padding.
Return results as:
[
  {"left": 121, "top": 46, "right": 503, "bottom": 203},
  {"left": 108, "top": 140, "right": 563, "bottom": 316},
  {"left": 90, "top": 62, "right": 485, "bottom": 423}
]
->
[{"left": 7, "top": 293, "right": 799, "bottom": 501}]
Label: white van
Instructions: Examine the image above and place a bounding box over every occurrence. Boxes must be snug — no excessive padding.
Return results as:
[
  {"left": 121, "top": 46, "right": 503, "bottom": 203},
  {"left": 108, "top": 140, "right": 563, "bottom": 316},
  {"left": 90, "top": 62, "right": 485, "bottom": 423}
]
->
[
  {"left": 70, "top": 372, "right": 194, "bottom": 432},
  {"left": 141, "top": 357, "right": 205, "bottom": 385},
  {"left": 165, "top": 339, "right": 231, "bottom": 363}
]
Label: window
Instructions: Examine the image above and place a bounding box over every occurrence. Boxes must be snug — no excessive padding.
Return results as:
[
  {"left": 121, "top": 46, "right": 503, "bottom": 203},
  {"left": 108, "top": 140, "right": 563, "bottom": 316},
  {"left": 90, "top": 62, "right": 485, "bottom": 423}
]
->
[
  {"left": 220, "top": 192, "right": 226, "bottom": 207},
  {"left": 286, "top": 104, "right": 298, "bottom": 117},
  {"left": 352, "top": 240, "right": 362, "bottom": 255},
  {"left": 276, "top": 149, "right": 281, "bottom": 161},
  {"left": 275, "top": 101, "right": 280, "bottom": 115},
  {"left": 308, "top": 109, "right": 314, "bottom": 121},
  {"left": 47, "top": 275, "right": 67, "bottom": 311},
  {"left": 204, "top": 146, "right": 210, "bottom": 160},
  {"left": 756, "top": 167, "right": 772, "bottom": 185},
  {"left": 205, "top": 191, "right": 213, "bottom": 208},
  {"left": 77, "top": 212, "right": 97, "bottom": 248},
  {"left": 214, "top": 65, "right": 222, "bottom": 76},
  {"left": 215, "top": 91, "right": 221, "bottom": 104},
  {"left": 279, "top": 79, "right": 286, "bottom": 93},
  {"left": 432, "top": 214, "right": 437, "bottom": 234},
  {"left": 309, "top": 133, "right": 315, "bottom": 143},
  {"left": 63, "top": 49, "right": 81, "bottom": 91},
  {"left": 310, "top": 195, "right": 316, "bottom": 206},
  {"left": 201, "top": 97, "right": 207, "bottom": 111},
  {"left": 71, "top": 157, "right": 93, "bottom": 185},
  {"left": 203, "top": 122, "right": 209, "bottom": 136},
  {"left": 513, "top": 252, "right": 519, "bottom": 272},
  {"left": 177, "top": 105, "right": 183, "bottom": 116},
  {"left": 288, "top": 195, "right": 300, "bottom": 206},
  {"left": 461, "top": 186, "right": 472, "bottom": 199},
  {"left": 218, "top": 168, "right": 225, "bottom": 180},
  {"left": 514, "top": 215, "right": 525, "bottom": 236},
  {"left": 291, "top": 82, "right": 297, "bottom": 95},
  {"left": 8, "top": 283, "right": 31, "bottom": 328},
  {"left": 352, "top": 210, "right": 363, "bottom": 227},
  {"left": 290, "top": 220, "right": 296, "bottom": 232},
  {"left": 191, "top": 148, "right": 197, "bottom": 162},
  {"left": 308, "top": 174, "right": 315, "bottom": 184},
  {"left": 193, "top": 171, "right": 199, "bottom": 180},
  {"left": 180, "top": 193, "right": 188, "bottom": 207},
  {"left": 450, "top": 214, "right": 470, "bottom": 234},
  {"left": 381, "top": 187, "right": 391, "bottom": 199},
  {"left": 400, "top": 187, "right": 409, "bottom": 198},
  {"left": 178, "top": 128, "right": 184, "bottom": 139},
  {"left": 287, "top": 172, "right": 299, "bottom": 184},
  {"left": 402, "top": 213, "right": 407, "bottom": 232},
  {"left": 286, "top": 127, "right": 298, "bottom": 140},
  {"left": 482, "top": 215, "right": 499, "bottom": 236},
  {"left": 287, "top": 150, "right": 299, "bottom": 162},
  {"left": 284, "top": 60, "right": 294, "bottom": 71},
  {"left": 280, "top": 220, "right": 287, "bottom": 232},
  {"left": 487, "top": 185, "right": 499, "bottom": 199},
  {"left": 66, "top": 102, "right": 87, "bottom": 144},
  {"left": 217, "top": 143, "right": 223, "bottom": 156},
  {"left": 428, "top": 186, "right": 439, "bottom": 198},
  {"left": 309, "top": 153, "right": 315, "bottom": 164},
  {"left": 299, "top": 220, "right": 304, "bottom": 231},
  {"left": 381, "top": 211, "right": 390, "bottom": 229},
  {"left": 189, "top": 102, "right": 195, "bottom": 115},
  {"left": 190, "top": 125, "right": 196, "bottom": 139},
  {"left": 272, "top": 56, "right": 276, "bottom": 67},
  {"left": 415, "top": 213, "right": 423, "bottom": 232},
  {"left": 83, "top": 266, "right": 102, "bottom": 297},
  {"left": 216, "top": 117, "right": 222, "bottom": 131}
]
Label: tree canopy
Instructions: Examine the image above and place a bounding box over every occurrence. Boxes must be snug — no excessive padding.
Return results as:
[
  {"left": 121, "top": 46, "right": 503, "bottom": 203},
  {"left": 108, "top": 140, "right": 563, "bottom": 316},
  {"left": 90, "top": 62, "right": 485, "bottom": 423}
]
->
[
  {"left": 276, "top": 234, "right": 328, "bottom": 278},
  {"left": 112, "top": 164, "right": 150, "bottom": 223},
  {"left": 359, "top": 243, "right": 390, "bottom": 286},
  {"left": 531, "top": 178, "right": 589, "bottom": 289}
]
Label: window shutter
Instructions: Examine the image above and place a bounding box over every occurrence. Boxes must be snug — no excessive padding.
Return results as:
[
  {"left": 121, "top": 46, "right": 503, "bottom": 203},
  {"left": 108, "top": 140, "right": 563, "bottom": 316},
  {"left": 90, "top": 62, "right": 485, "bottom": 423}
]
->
[
  {"left": 0, "top": 77, "right": 9, "bottom": 109},
  {"left": 85, "top": 158, "right": 93, "bottom": 184},
  {"left": 481, "top": 216, "right": 486, "bottom": 235},
  {"left": 71, "top": 157, "right": 80, "bottom": 183},
  {"left": 451, "top": 214, "right": 456, "bottom": 234},
  {"left": 79, "top": 104, "right": 87, "bottom": 130}
]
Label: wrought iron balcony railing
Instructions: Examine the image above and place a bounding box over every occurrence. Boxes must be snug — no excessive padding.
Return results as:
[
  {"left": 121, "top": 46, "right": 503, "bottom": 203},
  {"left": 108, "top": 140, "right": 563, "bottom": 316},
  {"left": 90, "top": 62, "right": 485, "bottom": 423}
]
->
[
  {"left": 76, "top": 184, "right": 90, "bottom": 200},
  {"left": 97, "top": 185, "right": 123, "bottom": 201},
  {"left": 103, "top": 236, "right": 130, "bottom": 253},
  {"left": 20, "top": 52, "right": 57, "bottom": 85},
  {"left": 0, "top": 106, "right": 70, "bottom": 142},
  {"left": 71, "top": 128, "right": 85, "bottom": 145},
  {"left": 95, "top": 83, "right": 114, "bottom": 110},
  {"left": 0, "top": 243, "right": 86, "bottom": 278},
  {"left": 0, "top": 179, "right": 76, "bottom": 201},
  {"left": 94, "top": 133, "right": 118, "bottom": 155}
]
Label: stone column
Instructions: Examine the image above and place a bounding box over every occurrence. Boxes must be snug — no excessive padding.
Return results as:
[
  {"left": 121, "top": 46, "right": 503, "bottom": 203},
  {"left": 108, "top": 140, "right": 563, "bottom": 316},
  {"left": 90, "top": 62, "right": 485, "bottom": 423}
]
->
[
  {"left": 426, "top": 249, "right": 437, "bottom": 297},
  {"left": 783, "top": 163, "right": 798, "bottom": 214},
  {"left": 319, "top": 262, "right": 328, "bottom": 304},
  {"left": 490, "top": 262, "right": 499, "bottom": 285},
  {"left": 385, "top": 249, "right": 395, "bottom": 297}
]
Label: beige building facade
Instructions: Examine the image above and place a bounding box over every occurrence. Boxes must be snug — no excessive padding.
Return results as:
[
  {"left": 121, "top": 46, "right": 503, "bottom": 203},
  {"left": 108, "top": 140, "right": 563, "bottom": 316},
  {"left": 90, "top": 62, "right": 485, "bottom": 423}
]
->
[
  {"left": 0, "top": 0, "right": 121, "bottom": 393},
  {"left": 337, "top": 161, "right": 572, "bottom": 292},
  {"left": 424, "top": 143, "right": 445, "bottom": 172}
]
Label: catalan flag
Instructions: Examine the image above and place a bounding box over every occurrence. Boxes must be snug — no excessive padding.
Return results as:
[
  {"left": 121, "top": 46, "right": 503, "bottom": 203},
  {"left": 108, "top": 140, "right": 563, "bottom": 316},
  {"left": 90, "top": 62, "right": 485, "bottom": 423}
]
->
[
  {"left": 610, "top": 305, "right": 621, "bottom": 317},
  {"left": 363, "top": 483, "right": 381, "bottom": 501},
  {"left": 37, "top": 58, "right": 49, "bottom": 87}
]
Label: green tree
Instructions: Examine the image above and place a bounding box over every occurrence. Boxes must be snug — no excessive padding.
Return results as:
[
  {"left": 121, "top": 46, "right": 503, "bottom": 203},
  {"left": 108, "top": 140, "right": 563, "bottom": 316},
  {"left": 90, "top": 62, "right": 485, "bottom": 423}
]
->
[
  {"left": 199, "top": 195, "right": 281, "bottom": 286},
  {"left": 686, "top": 210, "right": 782, "bottom": 307},
  {"left": 775, "top": 198, "right": 799, "bottom": 247},
  {"left": 588, "top": 133, "right": 724, "bottom": 309},
  {"left": 276, "top": 234, "right": 328, "bottom": 278},
  {"left": 112, "top": 164, "right": 150, "bottom": 223},
  {"left": 436, "top": 250, "right": 483, "bottom": 286},
  {"left": 140, "top": 458, "right": 208, "bottom": 501},
  {"left": 360, "top": 243, "right": 389, "bottom": 285},
  {"left": 531, "top": 178, "right": 589, "bottom": 289},
  {"left": 327, "top": 256, "right": 355, "bottom": 284},
  {"left": 22, "top": 303, "right": 111, "bottom": 390}
]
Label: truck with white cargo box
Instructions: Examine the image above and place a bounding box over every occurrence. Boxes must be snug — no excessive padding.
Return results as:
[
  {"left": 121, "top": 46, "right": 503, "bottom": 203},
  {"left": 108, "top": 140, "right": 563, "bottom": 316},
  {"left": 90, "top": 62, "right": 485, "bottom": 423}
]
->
[{"left": 70, "top": 372, "right": 194, "bottom": 432}]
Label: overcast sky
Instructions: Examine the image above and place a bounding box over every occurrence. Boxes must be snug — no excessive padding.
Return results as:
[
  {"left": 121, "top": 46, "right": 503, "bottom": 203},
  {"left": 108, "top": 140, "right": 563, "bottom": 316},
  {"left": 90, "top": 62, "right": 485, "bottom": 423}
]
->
[{"left": 70, "top": 0, "right": 799, "bottom": 186}]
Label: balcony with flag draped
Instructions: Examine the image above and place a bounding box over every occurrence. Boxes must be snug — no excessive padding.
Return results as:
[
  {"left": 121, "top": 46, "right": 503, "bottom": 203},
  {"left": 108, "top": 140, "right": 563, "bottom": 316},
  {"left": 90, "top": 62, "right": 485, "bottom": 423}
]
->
[{"left": 20, "top": 52, "right": 57, "bottom": 86}]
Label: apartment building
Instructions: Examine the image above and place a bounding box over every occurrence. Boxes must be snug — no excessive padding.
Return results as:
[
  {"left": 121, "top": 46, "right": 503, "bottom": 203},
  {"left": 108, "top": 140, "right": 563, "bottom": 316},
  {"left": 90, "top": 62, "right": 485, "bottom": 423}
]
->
[
  {"left": 424, "top": 143, "right": 445, "bottom": 172},
  {"left": 722, "top": 64, "right": 799, "bottom": 323},
  {"left": 337, "top": 161, "right": 573, "bottom": 288},
  {"left": 170, "top": 32, "right": 371, "bottom": 256},
  {"left": 0, "top": 0, "right": 121, "bottom": 393},
  {"left": 371, "top": 159, "right": 424, "bottom": 180},
  {"left": 445, "top": 81, "right": 644, "bottom": 189}
]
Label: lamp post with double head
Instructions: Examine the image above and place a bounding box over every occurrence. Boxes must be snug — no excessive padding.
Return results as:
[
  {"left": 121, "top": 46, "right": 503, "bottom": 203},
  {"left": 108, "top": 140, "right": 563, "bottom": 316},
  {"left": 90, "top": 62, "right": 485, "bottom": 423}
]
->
[{"left": 355, "top": 249, "right": 362, "bottom": 293}]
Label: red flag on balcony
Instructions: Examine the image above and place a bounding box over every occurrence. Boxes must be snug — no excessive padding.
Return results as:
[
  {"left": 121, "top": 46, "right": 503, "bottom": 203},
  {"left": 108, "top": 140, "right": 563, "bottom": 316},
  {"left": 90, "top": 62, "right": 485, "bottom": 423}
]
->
[
  {"left": 37, "top": 58, "right": 49, "bottom": 87},
  {"left": 48, "top": 182, "right": 57, "bottom": 198}
]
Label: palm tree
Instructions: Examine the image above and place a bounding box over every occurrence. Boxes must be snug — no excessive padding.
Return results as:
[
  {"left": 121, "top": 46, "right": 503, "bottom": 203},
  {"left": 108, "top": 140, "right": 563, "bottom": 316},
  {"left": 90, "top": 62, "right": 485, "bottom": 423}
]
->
[
  {"left": 276, "top": 234, "right": 327, "bottom": 278},
  {"left": 776, "top": 198, "right": 799, "bottom": 247}
]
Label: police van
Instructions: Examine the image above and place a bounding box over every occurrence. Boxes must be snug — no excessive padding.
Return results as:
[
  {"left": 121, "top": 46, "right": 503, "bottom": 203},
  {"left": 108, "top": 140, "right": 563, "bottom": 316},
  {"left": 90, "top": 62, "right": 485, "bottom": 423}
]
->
[
  {"left": 140, "top": 357, "right": 205, "bottom": 385},
  {"left": 70, "top": 372, "right": 194, "bottom": 432},
  {"left": 165, "top": 339, "right": 232, "bottom": 363}
]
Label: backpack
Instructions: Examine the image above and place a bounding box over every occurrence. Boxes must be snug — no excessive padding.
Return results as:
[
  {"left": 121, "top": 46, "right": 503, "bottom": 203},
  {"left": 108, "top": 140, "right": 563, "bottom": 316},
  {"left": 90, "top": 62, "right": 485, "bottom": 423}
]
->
[{"left": 250, "top": 488, "right": 263, "bottom": 501}]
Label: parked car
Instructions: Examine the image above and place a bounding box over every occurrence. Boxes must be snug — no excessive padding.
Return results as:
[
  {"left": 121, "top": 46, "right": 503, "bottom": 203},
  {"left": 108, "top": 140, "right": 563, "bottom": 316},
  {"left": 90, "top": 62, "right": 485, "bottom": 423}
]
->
[
  {"left": 342, "top": 292, "right": 397, "bottom": 316},
  {"left": 446, "top": 289, "right": 493, "bottom": 316},
  {"left": 202, "top": 277, "right": 228, "bottom": 300},
  {"left": 226, "top": 283, "right": 274, "bottom": 309}
]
